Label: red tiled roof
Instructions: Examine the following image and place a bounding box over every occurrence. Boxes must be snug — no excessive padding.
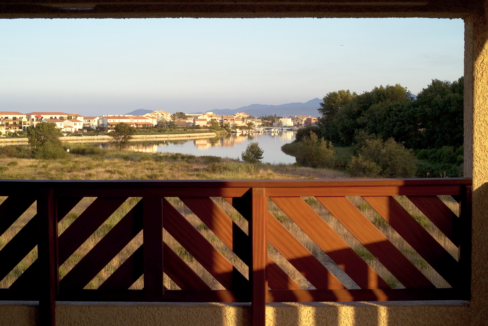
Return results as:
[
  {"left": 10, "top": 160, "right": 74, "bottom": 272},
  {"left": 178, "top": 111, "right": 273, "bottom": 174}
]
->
[
  {"left": 105, "top": 116, "right": 132, "bottom": 120},
  {"left": 84, "top": 117, "right": 98, "bottom": 120},
  {"left": 0, "top": 112, "right": 25, "bottom": 115},
  {"left": 69, "top": 119, "right": 82, "bottom": 122},
  {"left": 26, "top": 112, "right": 69, "bottom": 116}
]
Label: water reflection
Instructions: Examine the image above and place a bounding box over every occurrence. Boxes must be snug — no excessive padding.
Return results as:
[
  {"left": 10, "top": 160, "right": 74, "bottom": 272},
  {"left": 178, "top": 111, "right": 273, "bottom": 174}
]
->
[{"left": 100, "top": 132, "right": 296, "bottom": 164}]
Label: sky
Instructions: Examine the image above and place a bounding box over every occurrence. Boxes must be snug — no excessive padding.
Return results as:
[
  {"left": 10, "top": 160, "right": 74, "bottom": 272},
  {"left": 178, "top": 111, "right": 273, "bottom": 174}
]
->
[{"left": 0, "top": 18, "right": 464, "bottom": 116}]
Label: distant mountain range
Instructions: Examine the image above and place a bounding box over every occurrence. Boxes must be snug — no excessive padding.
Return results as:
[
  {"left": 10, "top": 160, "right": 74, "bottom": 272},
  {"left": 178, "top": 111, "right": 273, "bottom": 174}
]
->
[
  {"left": 126, "top": 98, "right": 322, "bottom": 117},
  {"left": 194, "top": 98, "right": 322, "bottom": 117}
]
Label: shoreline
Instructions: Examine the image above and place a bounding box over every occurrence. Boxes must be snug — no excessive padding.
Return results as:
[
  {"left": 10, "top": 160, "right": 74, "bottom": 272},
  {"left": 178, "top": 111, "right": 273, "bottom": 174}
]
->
[{"left": 0, "top": 132, "right": 217, "bottom": 145}]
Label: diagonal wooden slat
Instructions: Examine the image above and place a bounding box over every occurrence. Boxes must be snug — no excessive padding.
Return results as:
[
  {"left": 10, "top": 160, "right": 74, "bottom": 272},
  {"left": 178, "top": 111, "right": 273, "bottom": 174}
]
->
[
  {"left": 0, "top": 195, "right": 36, "bottom": 237},
  {"left": 407, "top": 196, "right": 459, "bottom": 245},
  {"left": 162, "top": 242, "right": 212, "bottom": 290},
  {"left": 364, "top": 196, "right": 460, "bottom": 288},
  {"left": 271, "top": 197, "right": 389, "bottom": 289},
  {"left": 267, "top": 210, "right": 345, "bottom": 289},
  {"left": 99, "top": 243, "right": 212, "bottom": 291},
  {"left": 60, "top": 201, "right": 144, "bottom": 290},
  {"left": 59, "top": 197, "right": 128, "bottom": 264},
  {"left": 316, "top": 196, "right": 434, "bottom": 288},
  {"left": 163, "top": 198, "right": 248, "bottom": 292},
  {"left": 98, "top": 246, "right": 144, "bottom": 290},
  {"left": 0, "top": 197, "right": 82, "bottom": 286},
  {"left": 184, "top": 197, "right": 300, "bottom": 290}
]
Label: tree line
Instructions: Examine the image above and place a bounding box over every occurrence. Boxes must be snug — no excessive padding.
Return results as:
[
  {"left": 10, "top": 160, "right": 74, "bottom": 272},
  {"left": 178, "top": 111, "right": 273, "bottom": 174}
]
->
[{"left": 315, "top": 77, "right": 464, "bottom": 150}]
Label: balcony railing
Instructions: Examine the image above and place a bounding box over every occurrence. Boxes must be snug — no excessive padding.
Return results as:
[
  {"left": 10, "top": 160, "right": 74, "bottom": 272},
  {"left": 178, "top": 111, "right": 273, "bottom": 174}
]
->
[{"left": 0, "top": 179, "right": 472, "bottom": 326}]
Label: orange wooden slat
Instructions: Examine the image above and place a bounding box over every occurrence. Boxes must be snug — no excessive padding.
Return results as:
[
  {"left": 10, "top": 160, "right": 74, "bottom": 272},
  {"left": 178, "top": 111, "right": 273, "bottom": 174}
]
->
[
  {"left": 162, "top": 198, "right": 248, "bottom": 291},
  {"left": 266, "top": 186, "right": 461, "bottom": 197},
  {"left": 267, "top": 210, "right": 346, "bottom": 289},
  {"left": 364, "top": 196, "right": 460, "bottom": 287},
  {"left": 183, "top": 197, "right": 300, "bottom": 290},
  {"left": 316, "top": 197, "right": 434, "bottom": 288},
  {"left": 407, "top": 196, "right": 459, "bottom": 245},
  {"left": 271, "top": 197, "right": 388, "bottom": 289}
]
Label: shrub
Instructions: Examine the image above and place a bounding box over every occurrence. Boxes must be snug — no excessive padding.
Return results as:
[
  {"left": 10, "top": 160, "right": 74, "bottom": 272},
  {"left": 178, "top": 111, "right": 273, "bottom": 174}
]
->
[
  {"left": 7, "top": 161, "right": 18, "bottom": 167},
  {"left": 207, "top": 162, "right": 255, "bottom": 174},
  {"left": 296, "top": 126, "right": 321, "bottom": 142},
  {"left": 349, "top": 137, "right": 417, "bottom": 178},
  {"left": 348, "top": 154, "right": 382, "bottom": 177},
  {"left": 296, "top": 132, "right": 335, "bottom": 168},
  {"left": 241, "top": 143, "right": 264, "bottom": 163},
  {"left": 67, "top": 144, "right": 105, "bottom": 156},
  {"left": 34, "top": 141, "right": 68, "bottom": 160}
]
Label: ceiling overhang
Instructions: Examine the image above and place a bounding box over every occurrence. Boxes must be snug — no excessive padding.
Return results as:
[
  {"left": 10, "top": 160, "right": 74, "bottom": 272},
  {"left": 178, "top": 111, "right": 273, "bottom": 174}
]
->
[{"left": 0, "top": 0, "right": 483, "bottom": 19}]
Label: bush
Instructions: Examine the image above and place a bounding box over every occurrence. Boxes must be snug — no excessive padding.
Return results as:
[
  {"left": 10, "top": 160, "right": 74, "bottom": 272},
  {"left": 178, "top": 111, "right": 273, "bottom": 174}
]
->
[
  {"left": 348, "top": 154, "right": 382, "bottom": 177},
  {"left": 66, "top": 144, "right": 106, "bottom": 156},
  {"left": 35, "top": 141, "right": 68, "bottom": 160},
  {"left": 296, "top": 126, "right": 321, "bottom": 142},
  {"left": 241, "top": 143, "right": 264, "bottom": 163},
  {"left": 207, "top": 162, "right": 256, "bottom": 174},
  {"left": 349, "top": 137, "right": 417, "bottom": 178},
  {"left": 296, "top": 132, "right": 335, "bottom": 168}
]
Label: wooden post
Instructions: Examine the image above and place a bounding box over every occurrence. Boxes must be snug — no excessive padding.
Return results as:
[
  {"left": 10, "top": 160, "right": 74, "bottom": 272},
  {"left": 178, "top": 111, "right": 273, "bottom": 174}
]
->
[
  {"left": 143, "top": 197, "right": 164, "bottom": 300},
  {"left": 459, "top": 185, "right": 472, "bottom": 300},
  {"left": 38, "top": 188, "right": 57, "bottom": 326},
  {"left": 250, "top": 188, "right": 267, "bottom": 326}
]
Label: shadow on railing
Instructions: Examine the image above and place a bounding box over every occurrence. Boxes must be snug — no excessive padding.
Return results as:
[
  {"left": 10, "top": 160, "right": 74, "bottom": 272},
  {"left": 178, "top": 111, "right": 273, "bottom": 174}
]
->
[{"left": 0, "top": 178, "right": 472, "bottom": 326}]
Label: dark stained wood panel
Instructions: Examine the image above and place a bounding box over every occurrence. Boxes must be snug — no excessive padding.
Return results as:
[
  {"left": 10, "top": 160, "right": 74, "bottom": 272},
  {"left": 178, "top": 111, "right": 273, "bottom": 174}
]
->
[
  {"left": 59, "top": 197, "right": 127, "bottom": 264},
  {"left": 60, "top": 201, "right": 144, "bottom": 289},
  {"left": 251, "top": 188, "right": 267, "bottom": 326},
  {"left": 271, "top": 197, "right": 389, "bottom": 289},
  {"left": 142, "top": 197, "right": 164, "bottom": 300},
  {"left": 364, "top": 196, "right": 460, "bottom": 287},
  {"left": 267, "top": 186, "right": 461, "bottom": 197},
  {"left": 316, "top": 196, "right": 434, "bottom": 288},
  {"left": 267, "top": 210, "right": 345, "bottom": 289},
  {"left": 183, "top": 197, "right": 299, "bottom": 290},
  {"left": 99, "top": 246, "right": 144, "bottom": 290},
  {"left": 407, "top": 195, "right": 459, "bottom": 245},
  {"left": 163, "top": 198, "right": 248, "bottom": 291},
  {"left": 0, "top": 195, "right": 36, "bottom": 237}
]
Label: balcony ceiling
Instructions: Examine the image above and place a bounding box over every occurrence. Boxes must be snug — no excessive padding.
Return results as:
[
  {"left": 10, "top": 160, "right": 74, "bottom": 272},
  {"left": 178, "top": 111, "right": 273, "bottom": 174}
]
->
[{"left": 0, "top": 0, "right": 483, "bottom": 20}]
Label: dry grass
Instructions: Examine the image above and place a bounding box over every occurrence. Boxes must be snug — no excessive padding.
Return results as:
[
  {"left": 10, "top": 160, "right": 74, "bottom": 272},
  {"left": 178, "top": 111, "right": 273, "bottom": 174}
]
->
[{"left": 0, "top": 146, "right": 459, "bottom": 291}]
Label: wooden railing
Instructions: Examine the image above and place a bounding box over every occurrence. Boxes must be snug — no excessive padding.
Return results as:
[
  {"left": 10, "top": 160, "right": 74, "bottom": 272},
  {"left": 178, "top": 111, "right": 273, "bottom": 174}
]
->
[{"left": 0, "top": 179, "right": 472, "bottom": 326}]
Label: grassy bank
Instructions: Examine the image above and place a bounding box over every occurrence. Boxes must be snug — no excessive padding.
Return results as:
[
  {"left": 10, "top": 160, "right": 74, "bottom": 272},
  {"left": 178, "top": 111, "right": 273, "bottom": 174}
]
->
[{"left": 0, "top": 143, "right": 346, "bottom": 180}]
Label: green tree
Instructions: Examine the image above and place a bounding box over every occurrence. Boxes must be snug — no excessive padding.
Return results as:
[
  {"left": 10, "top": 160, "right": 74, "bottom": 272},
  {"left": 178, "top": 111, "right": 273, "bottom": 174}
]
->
[
  {"left": 413, "top": 77, "right": 464, "bottom": 148},
  {"left": 246, "top": 121, "right": 255, "bottom": 129},
  {"left": 209, "top": 119, "right": 221, "bottom": 130},
  {"left": 27, "top": 122, "right": 63, "bottom": 152},
  {"left": 111, "top": 123, "right": 135, "bottom": 149},
  {"left": 241, "top": 142, "right": 264, "bottom": 163},
  {"left": 27, "top": 123, "right": 66, "bottom": 159},
  {"left": 296, "top": 132, "right": 335, "bottom": 168},
  {"left": 171, "top": 112, "right": 187, "bottom": 121}
]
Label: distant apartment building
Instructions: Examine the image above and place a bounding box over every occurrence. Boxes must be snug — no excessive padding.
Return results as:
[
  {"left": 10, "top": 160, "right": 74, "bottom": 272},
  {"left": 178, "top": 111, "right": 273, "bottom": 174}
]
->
[
  {"left": 0, "top": 112, "right": 26, "bottom": 134},
  {"left": 278, "top": 118, "right": 293, "bottom": 127},
  {"left": 42, "top": 119, "right": 65, "bottom": 130},
  {"left": 193, "top": 118, "right": 208, "bottom": 127},
  {"left": 173, "top": 119, "right": 192, "bottom": 127},
  {"left": 83, "top": 117, "right": 101, "bottom": 129},
  {"left": 293, "top": 115, "right": 311, "bottom": 127},
  {"left": 24, "top": 112, "right": 84, "bottom": 130},
  {"left": 234, "top": 112, "right": 250, "bottom": 119},
  {"left": 63, "top": 119, "right": 83, "bottom": 132},
  {"left": 304, "top": 117, "right": 318, "bottom": 126}
]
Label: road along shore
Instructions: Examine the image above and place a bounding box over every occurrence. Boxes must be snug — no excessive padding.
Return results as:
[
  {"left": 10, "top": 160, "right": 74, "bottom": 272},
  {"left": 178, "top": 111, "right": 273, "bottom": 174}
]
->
[{"left": 0, "top": 133, "right": 217, "bottom": 145}]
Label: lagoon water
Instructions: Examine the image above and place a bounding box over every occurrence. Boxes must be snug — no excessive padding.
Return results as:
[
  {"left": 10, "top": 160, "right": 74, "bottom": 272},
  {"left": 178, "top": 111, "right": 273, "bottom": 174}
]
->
[{"left": 100, "top": 131, "right": 297, "bottom": 164}]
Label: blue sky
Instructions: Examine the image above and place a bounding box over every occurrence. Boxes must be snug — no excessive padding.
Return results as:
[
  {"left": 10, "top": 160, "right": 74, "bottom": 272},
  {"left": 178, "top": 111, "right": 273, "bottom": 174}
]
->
[{"left": 0, "top": 18, "right": 464, "bottom": 116}]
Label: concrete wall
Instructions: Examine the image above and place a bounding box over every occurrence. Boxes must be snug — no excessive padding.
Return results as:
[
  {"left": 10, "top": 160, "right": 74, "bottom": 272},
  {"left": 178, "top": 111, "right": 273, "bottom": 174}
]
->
[
  {"left": 465, "top": 1, "right": 488, "bottom": 325},
  {"left": 0, "top": 301, "right": 470, "bottom": 326}
]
